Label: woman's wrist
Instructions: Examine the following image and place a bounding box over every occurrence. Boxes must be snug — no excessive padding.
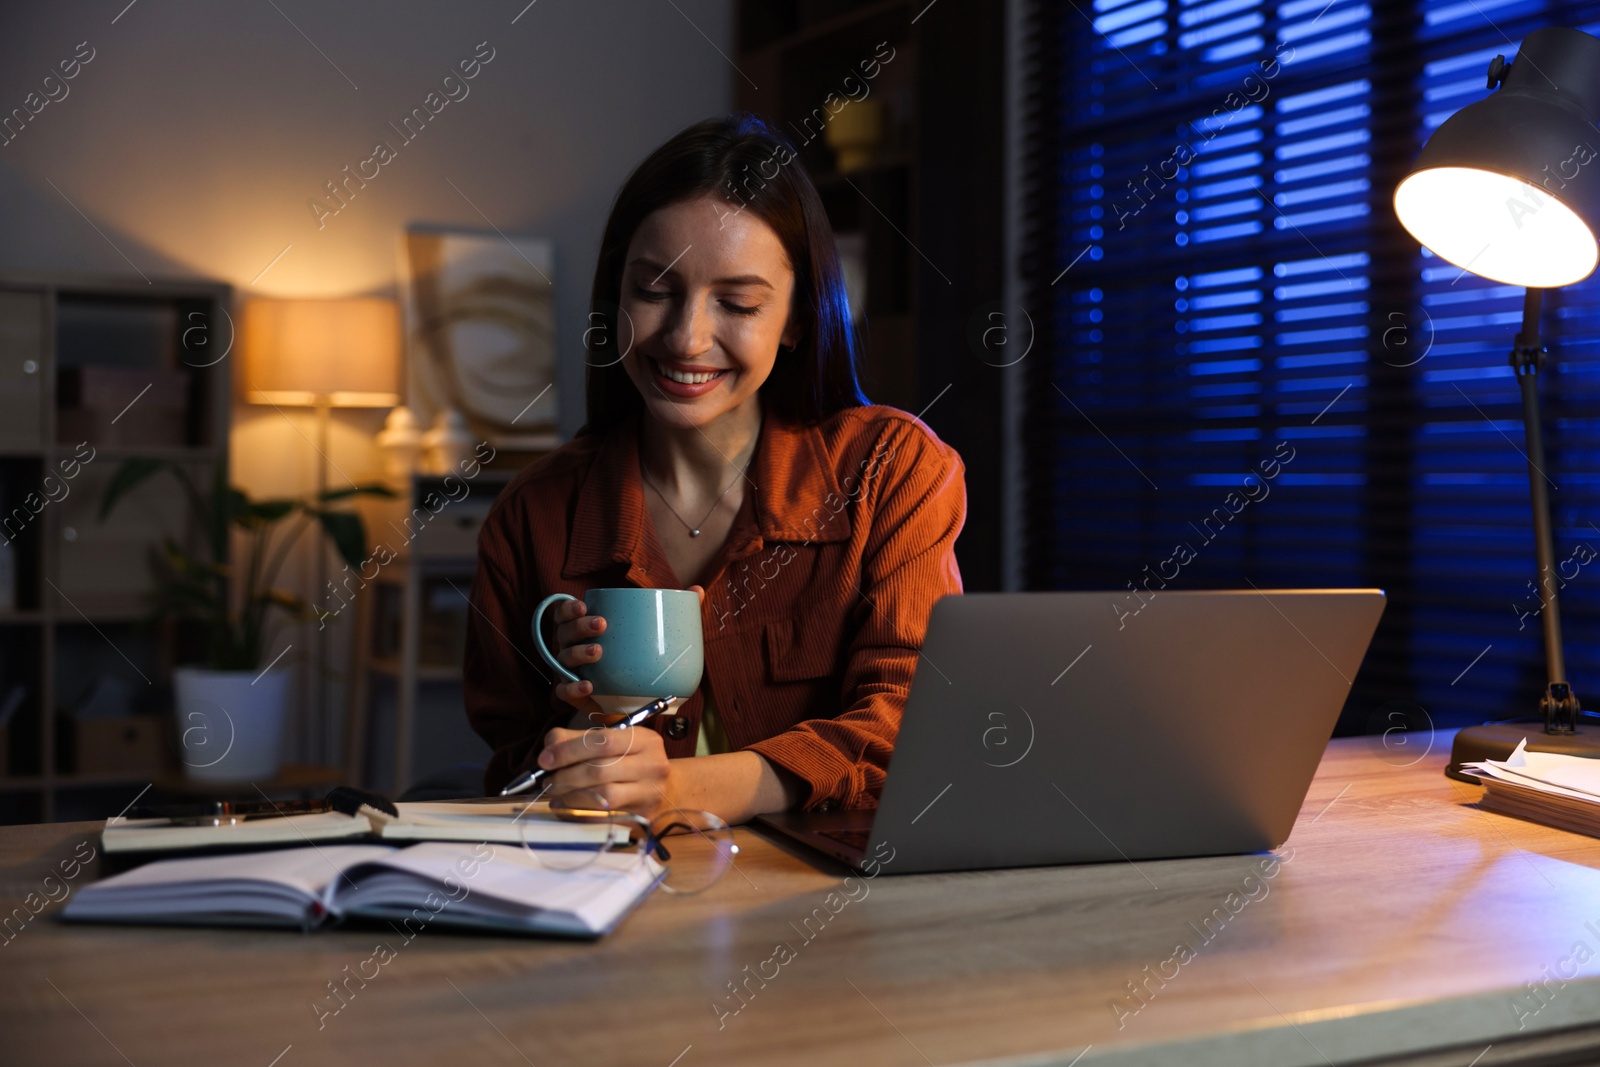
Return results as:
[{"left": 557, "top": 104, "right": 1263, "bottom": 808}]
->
[{"left": 662, "top": 751, "right": 807, "bottom": 825}]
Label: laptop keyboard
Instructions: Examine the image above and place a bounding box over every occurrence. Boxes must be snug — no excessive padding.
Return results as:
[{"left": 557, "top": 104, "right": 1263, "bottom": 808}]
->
[{"left": 818, "top": 828, "right": 870, "bottom": 850}]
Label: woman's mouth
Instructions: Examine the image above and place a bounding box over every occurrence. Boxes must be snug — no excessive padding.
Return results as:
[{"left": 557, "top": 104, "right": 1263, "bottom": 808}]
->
[{"left": 649, "top": 356, "right": 729, "bottom": 397}]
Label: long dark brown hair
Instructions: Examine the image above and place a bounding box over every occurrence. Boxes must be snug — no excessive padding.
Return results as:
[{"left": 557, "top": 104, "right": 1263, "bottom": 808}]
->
[{"left": 581, "top": 112, "right": 868, "bottom": 434}]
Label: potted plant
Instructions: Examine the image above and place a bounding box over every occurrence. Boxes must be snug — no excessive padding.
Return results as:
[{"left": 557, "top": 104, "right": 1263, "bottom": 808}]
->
[{"left": 99, "top": 459, "right": 392, "bottom": 782}]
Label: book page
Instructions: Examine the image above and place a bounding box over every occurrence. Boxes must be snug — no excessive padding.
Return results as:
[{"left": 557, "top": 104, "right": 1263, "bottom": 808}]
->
[
  {"left": 339, "top": 842, "right": 661, "bottom": 933},
  {"left": 64, "top": 845, "right": 399, "bottom": 925},
  {"left": 97, "top": 845, "right": 394, "bottom": 897}
]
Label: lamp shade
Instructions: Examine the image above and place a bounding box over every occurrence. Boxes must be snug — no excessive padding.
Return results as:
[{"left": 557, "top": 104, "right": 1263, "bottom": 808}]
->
[
  {"left": 1394, "top": 27, "right": 1600, "bottom": 288},
  {"left": 241, "top": 297, "right": 401, "bottom": 407}
]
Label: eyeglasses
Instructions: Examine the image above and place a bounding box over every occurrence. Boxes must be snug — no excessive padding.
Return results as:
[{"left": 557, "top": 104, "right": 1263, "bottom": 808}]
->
[{"left": 514, "top": 788, "right": 740, "bottom": 894}]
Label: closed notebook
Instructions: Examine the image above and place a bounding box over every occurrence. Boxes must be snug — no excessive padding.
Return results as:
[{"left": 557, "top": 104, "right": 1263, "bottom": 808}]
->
[
  {"left": 101, "top": 800, "right": 627, "bottom": 857},
  {"left": 62, "top": 841, "right": 662, "bottom": 938}
]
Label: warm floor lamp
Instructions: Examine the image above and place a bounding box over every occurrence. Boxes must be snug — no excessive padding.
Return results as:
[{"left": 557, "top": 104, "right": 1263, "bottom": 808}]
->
[
  {"left": 1394, "top": 26, "right": 1600, "bottom": 779},
  {"left": 240, "top": 297, "right": 401, "bottom": 766}
]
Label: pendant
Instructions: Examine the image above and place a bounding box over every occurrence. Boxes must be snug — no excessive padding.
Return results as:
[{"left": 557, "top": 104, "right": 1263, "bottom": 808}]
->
[{"left": 690, "top": 529, "right": 701, "bottom": 537}]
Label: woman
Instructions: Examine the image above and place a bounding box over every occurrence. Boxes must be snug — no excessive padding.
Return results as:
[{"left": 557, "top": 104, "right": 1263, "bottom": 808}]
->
[{"left": 464, "top": 113, "right": 965, "bottom": 825}]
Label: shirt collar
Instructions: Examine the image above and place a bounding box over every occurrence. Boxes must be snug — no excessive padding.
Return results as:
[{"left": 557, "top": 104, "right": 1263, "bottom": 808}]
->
[{"left": 562, "top": 403, "right": 852, "bottom": 580}]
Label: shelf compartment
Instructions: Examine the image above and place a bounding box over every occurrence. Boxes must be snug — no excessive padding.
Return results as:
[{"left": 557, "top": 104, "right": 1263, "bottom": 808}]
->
[
  {"left": 0, "top": 623, "right": 43, "bottom": 778},
  {"left": 0, "top": 456, "right": 47, "bottom": 612},
  {"left": 54, "top": 291, "right": 227, "bottom": 450}
]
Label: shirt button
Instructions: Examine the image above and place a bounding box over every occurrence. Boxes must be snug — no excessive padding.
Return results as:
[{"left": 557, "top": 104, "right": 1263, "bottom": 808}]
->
[{"left": 666, "top": 715, "right": 689, "bottom": 740}]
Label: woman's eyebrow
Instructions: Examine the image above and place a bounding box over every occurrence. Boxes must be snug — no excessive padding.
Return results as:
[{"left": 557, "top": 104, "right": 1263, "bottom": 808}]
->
[{"left": 628, "top": 257, "right": 774, "bottom": 289}]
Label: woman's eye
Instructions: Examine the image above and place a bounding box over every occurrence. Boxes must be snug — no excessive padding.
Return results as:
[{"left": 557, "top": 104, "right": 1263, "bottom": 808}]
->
[{"left": 631, "top": 286, "right": 757, "bottom": 316}]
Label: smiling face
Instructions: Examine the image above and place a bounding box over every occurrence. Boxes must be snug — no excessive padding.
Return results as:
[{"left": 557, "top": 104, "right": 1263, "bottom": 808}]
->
[{"left": 618, "top": 194, "right": 802, "bottom": 432}]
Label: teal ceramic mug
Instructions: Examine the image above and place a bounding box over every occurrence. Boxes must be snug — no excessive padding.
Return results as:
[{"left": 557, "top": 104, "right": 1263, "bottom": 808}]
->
[{"left": 531, "top": 587, "right": 704, "bottom": 715}]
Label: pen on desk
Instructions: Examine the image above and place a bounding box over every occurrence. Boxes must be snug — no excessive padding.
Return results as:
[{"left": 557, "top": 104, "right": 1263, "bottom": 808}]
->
[{"left": 499, "top": 695, "right": 679, "bottom": 797}]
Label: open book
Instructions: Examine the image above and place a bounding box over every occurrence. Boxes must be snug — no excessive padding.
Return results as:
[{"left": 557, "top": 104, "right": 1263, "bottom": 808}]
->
[
  {"left": 62, "top": 841, "right": 662, "bottom": 938},
  {"left": 102, "top": 800, "right": 628, "bottom": 858},
  {"left": 1463, "top": 739, "right": 1600, "bottom": 839}
]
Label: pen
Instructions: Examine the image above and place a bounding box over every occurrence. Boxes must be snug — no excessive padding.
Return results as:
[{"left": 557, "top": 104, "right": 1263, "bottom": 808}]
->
[{"left": 499, "top": 695, "right": 680, "bottom": 797}]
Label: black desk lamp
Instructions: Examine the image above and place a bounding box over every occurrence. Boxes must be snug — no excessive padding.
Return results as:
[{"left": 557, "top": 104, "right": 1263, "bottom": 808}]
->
[{"left": 1393, "top": 26, "right": 1600, "bottom": 779}]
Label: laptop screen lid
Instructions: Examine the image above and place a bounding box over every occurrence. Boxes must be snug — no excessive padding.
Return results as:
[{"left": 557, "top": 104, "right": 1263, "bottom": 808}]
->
[{"left": 862, "top": 589, "right": 1385, "bottom": 875}]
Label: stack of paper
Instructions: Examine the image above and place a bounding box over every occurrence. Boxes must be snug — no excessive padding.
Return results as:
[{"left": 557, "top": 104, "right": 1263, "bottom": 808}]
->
[{"left": 1463, "top": 740, "right": 1600, "bottom": 838}]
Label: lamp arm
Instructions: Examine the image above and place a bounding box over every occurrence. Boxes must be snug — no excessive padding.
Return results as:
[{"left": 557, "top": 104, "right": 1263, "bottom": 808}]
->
[{"left": 1511, "top": 287, "right": 1583, "bottom": 733}]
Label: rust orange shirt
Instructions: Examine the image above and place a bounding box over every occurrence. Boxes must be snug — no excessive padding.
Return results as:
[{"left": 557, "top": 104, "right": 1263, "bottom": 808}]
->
[{"left": 463, "top": 400, "right": 966, "bottom": 811}]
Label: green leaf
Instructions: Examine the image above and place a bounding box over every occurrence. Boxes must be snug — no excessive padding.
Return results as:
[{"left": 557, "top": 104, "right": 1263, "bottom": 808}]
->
[
  {"left": 156, "top": 537, "right": 222, "bottom": 577},
  {"left": 235, "top": 499, "right": 296, "bottom": 529},
  {"left": 257, "top": 587, "right": 308, "bottom": 614},
  {"left": 312, "top": 510, "right": 367, "bottom": 570},
  {"left": 155, "top": 582, "right": 218, "bottom": 613},
  {"left": 160, "top": 535, "right": 191, "bottom": 569},
  {"left": 319, "top": 482, "right": 398, "bottom": 503},
  {"left": 208, "top": 464, "right": 232, "bottom": 562},
  {"left": 218, "top": 485, "right": 248, "bottom": 521},
  {"left": 97, "top": 459, "right": 171, "bottom": 523},
  {"left": 252, "top": 588, "right": 312, "bottom": 620}
]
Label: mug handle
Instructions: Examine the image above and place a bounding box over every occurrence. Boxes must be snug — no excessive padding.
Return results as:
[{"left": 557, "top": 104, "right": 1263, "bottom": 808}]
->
[{"left": 531, "top": 593, "right": 581, "bottom": 684}]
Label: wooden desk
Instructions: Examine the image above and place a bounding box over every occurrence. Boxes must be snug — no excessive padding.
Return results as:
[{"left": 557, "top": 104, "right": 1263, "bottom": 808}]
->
[{"left": 6, "top": 732, "right": 1600, "bottom": 1066}]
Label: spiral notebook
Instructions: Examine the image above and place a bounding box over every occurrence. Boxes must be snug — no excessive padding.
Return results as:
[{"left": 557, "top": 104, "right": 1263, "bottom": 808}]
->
[{"left": 61, "top": 841, "right": 663, "bottom": 938}]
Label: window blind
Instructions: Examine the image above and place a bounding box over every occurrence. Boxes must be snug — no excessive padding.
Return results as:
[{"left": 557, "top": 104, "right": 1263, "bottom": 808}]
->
[{"left": 1022, "top": 0, "right": 1600, "bottom": 731}]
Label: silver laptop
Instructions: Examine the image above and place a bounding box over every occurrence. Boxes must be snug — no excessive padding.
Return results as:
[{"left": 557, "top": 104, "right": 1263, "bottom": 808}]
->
[{"left": 755, "top": 589, "right": 1385, "bottom": 875}]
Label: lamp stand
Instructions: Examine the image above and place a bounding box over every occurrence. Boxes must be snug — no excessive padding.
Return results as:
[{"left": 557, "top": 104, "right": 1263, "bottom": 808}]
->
[
  {"left": 1447, "top": 288, "right": 1598, "bottom": 780},
  {"left": 312, "top": 396, "right": 331, "bottom": 769}
]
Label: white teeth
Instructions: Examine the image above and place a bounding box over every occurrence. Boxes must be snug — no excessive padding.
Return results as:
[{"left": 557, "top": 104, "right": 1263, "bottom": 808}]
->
[{"left": 654, "top": 358, "right": 723, "bottom": 385}]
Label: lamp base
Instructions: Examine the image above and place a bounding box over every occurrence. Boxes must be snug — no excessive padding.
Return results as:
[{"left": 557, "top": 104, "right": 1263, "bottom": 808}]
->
[{"left": 1445, "top": 722, "right": 1600, "bottom": 782}]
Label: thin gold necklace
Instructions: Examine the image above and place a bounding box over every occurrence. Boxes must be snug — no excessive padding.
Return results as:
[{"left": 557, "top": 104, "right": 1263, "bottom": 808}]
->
[{"left": 641, "top": 461, "right": 751, "bottom": 538}]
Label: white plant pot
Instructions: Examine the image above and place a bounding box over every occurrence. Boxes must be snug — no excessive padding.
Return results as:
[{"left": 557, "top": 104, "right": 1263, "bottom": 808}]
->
[{"left": 173, "top": 666, "right": 290, "bottom": 782}]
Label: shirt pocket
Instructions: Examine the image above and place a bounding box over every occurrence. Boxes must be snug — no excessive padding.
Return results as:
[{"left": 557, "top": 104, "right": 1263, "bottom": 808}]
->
[{"left": 763, "top": 617, "right": 841, "bottom": 683}]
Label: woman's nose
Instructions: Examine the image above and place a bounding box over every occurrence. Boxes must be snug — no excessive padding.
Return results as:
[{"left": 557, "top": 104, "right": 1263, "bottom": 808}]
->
[{"left": 662, "top": 297, "right": 714, "bottom": 358}]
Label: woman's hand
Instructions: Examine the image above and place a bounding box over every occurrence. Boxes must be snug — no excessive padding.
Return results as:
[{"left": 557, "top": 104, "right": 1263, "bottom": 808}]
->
[
  {"left": 547, "top": 595, "right": 609, "bottom": 725},
  {"left": 549, "top": 586, "right": 706, "bottom": 726},
  {"left": 535, "top": 722, "right": 678, "bottom": 817},
  {"left": 539, "top": 585, "right": 708, "bottom": 814},
  {"left": 537, "top": 728, "right": 807, "bottom": 823}
]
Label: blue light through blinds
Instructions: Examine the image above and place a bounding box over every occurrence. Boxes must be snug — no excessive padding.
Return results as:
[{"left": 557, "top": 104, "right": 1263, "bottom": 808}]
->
[{"left": 1030, "top": 0, "right": 1600, "bottom": 730}]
